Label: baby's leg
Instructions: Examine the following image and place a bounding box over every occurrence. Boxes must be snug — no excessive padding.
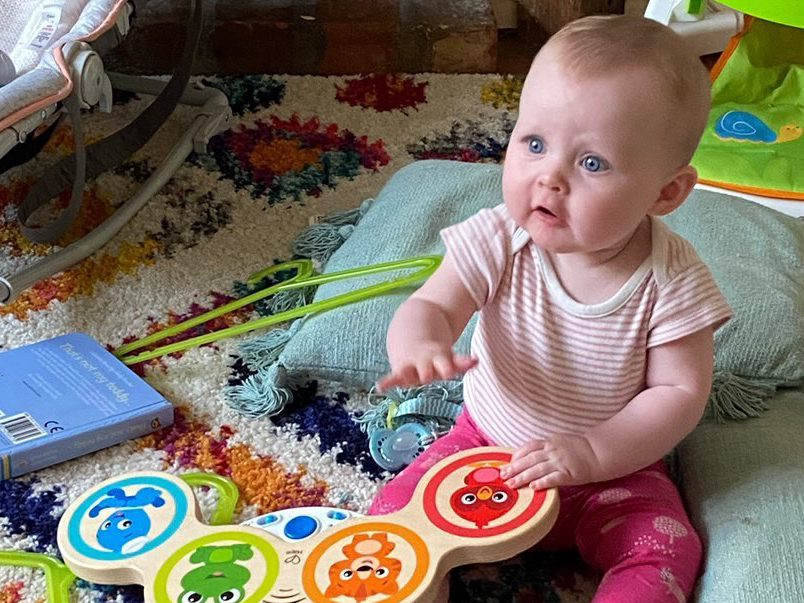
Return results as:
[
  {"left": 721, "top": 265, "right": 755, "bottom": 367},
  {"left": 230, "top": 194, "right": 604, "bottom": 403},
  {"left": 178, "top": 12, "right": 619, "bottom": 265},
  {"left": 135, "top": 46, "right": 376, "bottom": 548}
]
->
[
  {"left": 575, "top": 462, "right": 702, "bottom": 603},
  {"left": 368, "top": 411, "right": 491, "bottom": 515}
]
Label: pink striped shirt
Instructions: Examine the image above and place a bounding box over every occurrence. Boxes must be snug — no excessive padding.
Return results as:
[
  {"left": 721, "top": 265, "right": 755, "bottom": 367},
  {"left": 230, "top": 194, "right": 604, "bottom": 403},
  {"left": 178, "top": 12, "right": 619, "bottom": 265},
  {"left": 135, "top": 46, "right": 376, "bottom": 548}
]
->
[{"left": 441, "top": 205, "right": 733, "bottom": 447}]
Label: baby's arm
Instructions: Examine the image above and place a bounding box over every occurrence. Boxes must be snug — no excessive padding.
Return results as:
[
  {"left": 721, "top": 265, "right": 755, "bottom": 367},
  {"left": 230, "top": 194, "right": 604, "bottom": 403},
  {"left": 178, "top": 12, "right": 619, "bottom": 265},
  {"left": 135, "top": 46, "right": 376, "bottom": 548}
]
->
[
  {"left": 376, "top": 251, "right": 479, "bottom": 392},
  {"left": 502, "top": 326, "right": 714, "bottom": 489}
]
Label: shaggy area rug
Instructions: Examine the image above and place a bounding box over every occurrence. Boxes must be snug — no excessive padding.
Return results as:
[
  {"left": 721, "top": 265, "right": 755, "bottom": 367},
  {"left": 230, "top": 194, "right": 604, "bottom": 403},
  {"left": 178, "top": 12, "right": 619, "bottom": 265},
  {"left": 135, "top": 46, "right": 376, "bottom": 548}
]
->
[{"left": 0, "top": 74, "right": 597, "bottom": 602}]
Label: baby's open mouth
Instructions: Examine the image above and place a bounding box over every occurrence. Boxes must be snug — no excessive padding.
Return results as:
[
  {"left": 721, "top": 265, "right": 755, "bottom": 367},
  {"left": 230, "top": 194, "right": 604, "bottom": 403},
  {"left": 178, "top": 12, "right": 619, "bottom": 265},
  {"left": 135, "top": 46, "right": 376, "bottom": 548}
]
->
[{"left": 536, "top": 206, "right": 556, "bottom": 217}]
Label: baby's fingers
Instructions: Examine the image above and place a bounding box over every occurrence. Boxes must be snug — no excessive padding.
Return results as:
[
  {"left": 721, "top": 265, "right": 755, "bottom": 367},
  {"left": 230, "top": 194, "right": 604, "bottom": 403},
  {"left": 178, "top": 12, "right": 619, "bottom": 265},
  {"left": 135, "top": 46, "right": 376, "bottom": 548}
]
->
[
  {"left": 501, "top": 441, "right": 547, "bottom": 481},
  {"left": 433, "top": 354, "right": 478, "bottom": 380},
  {"left": 453, "top": 355, "right": 478, "bottom": 372},
  {"left": 375, "top": 374, "right": 400, "bottom": 393},
  {"left": 376, "top": 366, "right": 419, "bottom": 392},
  {"left": 508, "top": 440, "right": 546, "bottom": 463},
  {"left": 416, "top": 360, "right": 437, "bottom": 384},
  {"left": 504, "top": 457, "right": 554, "bottom": 489}
]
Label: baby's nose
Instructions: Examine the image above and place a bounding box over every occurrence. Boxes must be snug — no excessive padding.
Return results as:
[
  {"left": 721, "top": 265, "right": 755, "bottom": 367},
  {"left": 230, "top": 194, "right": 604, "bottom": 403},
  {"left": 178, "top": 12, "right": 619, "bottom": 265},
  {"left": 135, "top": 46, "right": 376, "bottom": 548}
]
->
[{"left": 537, "top": 169, "right": 567, "bottom": 193}]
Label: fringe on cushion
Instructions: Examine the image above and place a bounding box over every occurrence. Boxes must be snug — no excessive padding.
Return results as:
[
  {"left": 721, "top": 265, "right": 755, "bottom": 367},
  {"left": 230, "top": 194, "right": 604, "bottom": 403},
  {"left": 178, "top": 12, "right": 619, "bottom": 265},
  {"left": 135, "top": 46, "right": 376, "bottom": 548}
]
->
[
  {"left": 225, "top": 363, "right": 307, "bottom": 418},
  {"left": 706, "top": 371, "right": 779, "bottom": 423},
  {"left": 238, "top": 320, "right": 304, "bottom": 372},
  {"left": 292, "top": 198, "right": 374, "bottom": 265},
  {"left": 226, "top": 199, "right": 374, "bottom": 418},
  {"left": 264, "top": 286, "right": 316, "bottom": 315}
]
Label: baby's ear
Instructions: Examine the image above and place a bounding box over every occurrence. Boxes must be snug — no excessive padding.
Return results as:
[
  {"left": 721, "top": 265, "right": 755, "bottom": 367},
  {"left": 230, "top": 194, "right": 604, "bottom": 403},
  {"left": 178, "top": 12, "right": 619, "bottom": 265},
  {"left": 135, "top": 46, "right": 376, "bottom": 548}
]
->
[{"left": 650, "top": 165, "right": 698, "bottom": 216}]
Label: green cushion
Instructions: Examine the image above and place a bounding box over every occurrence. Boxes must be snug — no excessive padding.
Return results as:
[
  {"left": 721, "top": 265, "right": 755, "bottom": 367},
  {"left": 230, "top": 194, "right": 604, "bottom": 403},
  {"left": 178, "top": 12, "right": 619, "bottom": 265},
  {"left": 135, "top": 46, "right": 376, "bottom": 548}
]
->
[
  {"left": 240, "top": 160, "right": 804, "bottom": 410},
  {"left": 679, "top": 387, "right": 804, "bottom": 602},
  {"left": 664, "top": 189, "right": 804, "bottom": 386}
]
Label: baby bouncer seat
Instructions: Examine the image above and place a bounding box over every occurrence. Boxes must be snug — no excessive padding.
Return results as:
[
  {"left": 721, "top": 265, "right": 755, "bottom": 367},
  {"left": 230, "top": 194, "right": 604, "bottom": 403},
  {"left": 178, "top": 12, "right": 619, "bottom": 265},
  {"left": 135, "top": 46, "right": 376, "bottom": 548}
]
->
[{"left": 0, "top": 0, "right": 232, "bottom": 303}]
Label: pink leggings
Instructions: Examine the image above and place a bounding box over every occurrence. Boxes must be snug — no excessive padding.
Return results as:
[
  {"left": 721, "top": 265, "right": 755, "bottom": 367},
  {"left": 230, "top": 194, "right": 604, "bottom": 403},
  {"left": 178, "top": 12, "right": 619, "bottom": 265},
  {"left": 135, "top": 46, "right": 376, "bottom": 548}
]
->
[{"left": 369, "top": 411, "right": 702, "bottom": 603}]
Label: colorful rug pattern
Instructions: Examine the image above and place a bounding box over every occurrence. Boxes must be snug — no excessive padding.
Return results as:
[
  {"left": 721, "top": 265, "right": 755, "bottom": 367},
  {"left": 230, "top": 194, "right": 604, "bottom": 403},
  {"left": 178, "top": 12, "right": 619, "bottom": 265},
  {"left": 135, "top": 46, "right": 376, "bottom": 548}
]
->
[{"left": 0, "top": 74, "right": 597, "bottom": 602}]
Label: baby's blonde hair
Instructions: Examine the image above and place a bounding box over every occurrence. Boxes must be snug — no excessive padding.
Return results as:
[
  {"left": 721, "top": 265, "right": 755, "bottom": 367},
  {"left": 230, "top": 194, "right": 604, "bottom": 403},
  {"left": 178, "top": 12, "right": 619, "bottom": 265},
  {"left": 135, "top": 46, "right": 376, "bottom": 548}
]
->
[{"left": 538, "top": 15, "right": 711, "bottom": 164}]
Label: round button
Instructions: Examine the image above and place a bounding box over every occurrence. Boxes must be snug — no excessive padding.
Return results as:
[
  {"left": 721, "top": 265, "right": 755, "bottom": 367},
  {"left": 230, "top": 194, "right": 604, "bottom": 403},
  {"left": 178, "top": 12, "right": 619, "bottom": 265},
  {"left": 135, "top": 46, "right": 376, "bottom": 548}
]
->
[
  {"left": 257, "top": 514, "right": 278, "bottom": 526},
  {"left": 327, "top": 510, "right": 348, "bottom": 520},
  {"left": 284, "top": 515, "right": 319, "bottom": 540}
]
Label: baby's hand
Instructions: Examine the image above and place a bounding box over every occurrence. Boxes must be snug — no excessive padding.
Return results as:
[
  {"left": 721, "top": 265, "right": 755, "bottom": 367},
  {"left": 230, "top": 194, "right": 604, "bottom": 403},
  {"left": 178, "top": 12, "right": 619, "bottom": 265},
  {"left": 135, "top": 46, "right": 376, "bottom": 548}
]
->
[
  {"left": 500, "top": 433, "right": 601, "bottom": 490},
  {"left": 376, "top": 350, "right": 477, "bottom": 393}
]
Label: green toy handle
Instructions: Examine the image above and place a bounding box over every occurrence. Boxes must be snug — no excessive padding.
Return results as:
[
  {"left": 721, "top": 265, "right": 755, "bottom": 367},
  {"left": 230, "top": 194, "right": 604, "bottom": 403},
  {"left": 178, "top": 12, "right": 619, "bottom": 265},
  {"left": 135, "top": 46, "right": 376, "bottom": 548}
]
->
[
  {"left": 0, "top": 550, "right": 76, "bottom": 603},
  {"left": 179, "top": 472, "right": 240, "bottom": 525},
  {"left": 115, "top": 255, "right": 441, "bottom": 365}
]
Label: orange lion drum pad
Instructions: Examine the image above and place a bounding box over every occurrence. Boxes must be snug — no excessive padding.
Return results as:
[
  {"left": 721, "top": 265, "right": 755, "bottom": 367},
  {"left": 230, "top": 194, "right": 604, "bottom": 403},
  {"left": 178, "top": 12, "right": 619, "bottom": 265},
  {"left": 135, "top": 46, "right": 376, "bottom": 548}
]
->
[{"left": 57, "top": 446, "right": 558, "bottom": 603}]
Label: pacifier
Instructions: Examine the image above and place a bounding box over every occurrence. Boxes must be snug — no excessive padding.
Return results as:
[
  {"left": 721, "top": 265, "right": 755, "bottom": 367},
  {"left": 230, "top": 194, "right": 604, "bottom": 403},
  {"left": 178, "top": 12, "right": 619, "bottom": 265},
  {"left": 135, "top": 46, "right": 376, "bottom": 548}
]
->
[{"left": 369, "top": 422, "right": 437, "bottom": 472}]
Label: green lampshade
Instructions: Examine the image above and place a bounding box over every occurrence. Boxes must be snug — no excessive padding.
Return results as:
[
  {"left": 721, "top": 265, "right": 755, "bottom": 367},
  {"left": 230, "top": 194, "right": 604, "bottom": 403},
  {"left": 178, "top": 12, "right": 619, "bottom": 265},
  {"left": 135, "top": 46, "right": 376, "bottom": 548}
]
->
[{"left": 715, "top": 0, "right": 804, "bottom": 28}]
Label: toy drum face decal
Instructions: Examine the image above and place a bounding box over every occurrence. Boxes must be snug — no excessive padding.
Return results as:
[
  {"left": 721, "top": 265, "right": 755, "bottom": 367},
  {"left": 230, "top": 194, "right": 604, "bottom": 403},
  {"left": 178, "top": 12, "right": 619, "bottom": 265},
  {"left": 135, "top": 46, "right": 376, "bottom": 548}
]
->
[
  {"left": 449, "top": 465, "right": 519, "bottom": 528},
  {"left": 153, "top": 531, "right": 280, "bottom": 603},
  {"left": 67, "top": 475, "right": 189, "bottom": 561},
  {"left": 302, "top": 522, "right": 429, "bottom": 603},
  {"left": 422, "top": 450, "right": 547, "bottom": 537}
]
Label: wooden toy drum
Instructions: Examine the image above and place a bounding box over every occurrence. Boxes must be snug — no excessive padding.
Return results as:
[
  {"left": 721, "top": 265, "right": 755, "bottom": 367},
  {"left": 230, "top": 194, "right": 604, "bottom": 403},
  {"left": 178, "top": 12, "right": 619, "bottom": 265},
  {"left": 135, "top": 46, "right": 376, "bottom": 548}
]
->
[{"left": 58, "top": 447, "right": 558, "bottom": 602}]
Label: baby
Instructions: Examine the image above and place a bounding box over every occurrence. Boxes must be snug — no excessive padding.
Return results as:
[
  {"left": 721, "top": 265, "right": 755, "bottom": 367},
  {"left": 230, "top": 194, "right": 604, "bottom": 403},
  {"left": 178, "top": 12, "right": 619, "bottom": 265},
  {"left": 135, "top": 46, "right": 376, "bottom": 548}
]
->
[{"left": 370, "top": 14, "right": 733, "bottom": 602}]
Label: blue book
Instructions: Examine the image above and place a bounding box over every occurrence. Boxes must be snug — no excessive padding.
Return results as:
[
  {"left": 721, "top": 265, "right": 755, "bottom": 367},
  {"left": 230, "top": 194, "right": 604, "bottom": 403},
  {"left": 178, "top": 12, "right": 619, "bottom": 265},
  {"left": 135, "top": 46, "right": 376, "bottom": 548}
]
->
[{"left": 0, "top": 333, "right": 173, "bottom": 479}]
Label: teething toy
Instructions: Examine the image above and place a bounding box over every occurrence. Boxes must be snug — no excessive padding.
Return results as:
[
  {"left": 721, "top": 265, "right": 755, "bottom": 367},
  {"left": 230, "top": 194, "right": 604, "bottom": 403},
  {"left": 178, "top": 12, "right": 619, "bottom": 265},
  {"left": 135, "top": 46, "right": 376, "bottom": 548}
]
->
[{"left": 369, "top": 423, "right": 437, "bottom": 471}]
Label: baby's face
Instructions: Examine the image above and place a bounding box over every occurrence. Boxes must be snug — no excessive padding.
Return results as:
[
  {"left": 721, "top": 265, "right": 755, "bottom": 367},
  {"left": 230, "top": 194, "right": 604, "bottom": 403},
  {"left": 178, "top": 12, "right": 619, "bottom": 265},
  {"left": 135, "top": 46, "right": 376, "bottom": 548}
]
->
[{"left": 503, "top": 52, "right": 682, "bottom": 256}]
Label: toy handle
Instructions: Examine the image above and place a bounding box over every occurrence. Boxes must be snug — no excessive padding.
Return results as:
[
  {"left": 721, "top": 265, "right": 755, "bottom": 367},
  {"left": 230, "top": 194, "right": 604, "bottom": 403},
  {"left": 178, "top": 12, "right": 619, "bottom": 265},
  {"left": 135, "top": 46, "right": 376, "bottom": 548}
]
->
[
  {"left": 0, "top": 551, "right": 76, "bottom": 603},
  {"left": 179, "top": 472, "right": 239, "bottom": 525},
  {"left": 115, "top": 255, "right": 441, "bottom": 365}
]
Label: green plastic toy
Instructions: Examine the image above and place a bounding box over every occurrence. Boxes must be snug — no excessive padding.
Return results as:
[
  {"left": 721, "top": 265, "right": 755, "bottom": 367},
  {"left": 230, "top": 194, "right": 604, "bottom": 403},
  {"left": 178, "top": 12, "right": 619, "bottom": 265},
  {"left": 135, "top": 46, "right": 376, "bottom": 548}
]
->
[
  {"left": 717, "top": 0, "right": 803, "bottom": 28},
  {"left": 0, "top": 551, "right": 76, "bottom": 603},
  {"left": 179, "top": 471, "right": 240, "bottom": 525},
  {"left": 114, "top": 255, "right": 441, "bottom": 365}
]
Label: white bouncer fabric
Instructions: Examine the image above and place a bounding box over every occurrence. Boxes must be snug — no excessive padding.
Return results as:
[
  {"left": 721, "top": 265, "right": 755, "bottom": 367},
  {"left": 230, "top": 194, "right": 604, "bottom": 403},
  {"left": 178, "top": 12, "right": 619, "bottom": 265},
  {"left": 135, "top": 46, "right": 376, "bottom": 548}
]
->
[{"left": 0, "top": 0, "right": 126, "bottom": 131}]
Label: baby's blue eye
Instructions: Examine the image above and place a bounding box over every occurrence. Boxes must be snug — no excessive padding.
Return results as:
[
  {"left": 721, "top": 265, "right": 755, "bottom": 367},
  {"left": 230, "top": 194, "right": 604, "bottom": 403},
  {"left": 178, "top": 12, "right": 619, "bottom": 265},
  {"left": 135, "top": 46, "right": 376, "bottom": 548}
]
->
[
  {"left": 581, "top": 155, "right": 608, "bottom": 172},
  {"left": 528, "top": 137, "right": 544, "bottom": 154}
]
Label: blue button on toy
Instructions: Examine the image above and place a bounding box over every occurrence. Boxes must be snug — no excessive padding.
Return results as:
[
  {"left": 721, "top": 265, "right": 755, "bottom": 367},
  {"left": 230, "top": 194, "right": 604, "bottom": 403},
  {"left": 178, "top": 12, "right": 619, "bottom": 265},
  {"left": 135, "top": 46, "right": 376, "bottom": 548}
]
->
[
  {"left": 258, "top": 514, "right": 278, "bottom": 526},
  {"left": 284, "top": 515, "right": 319, "bottom": 540},
  {"left": 327, "top": 510, "right": 348, "bottom": 520}
]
